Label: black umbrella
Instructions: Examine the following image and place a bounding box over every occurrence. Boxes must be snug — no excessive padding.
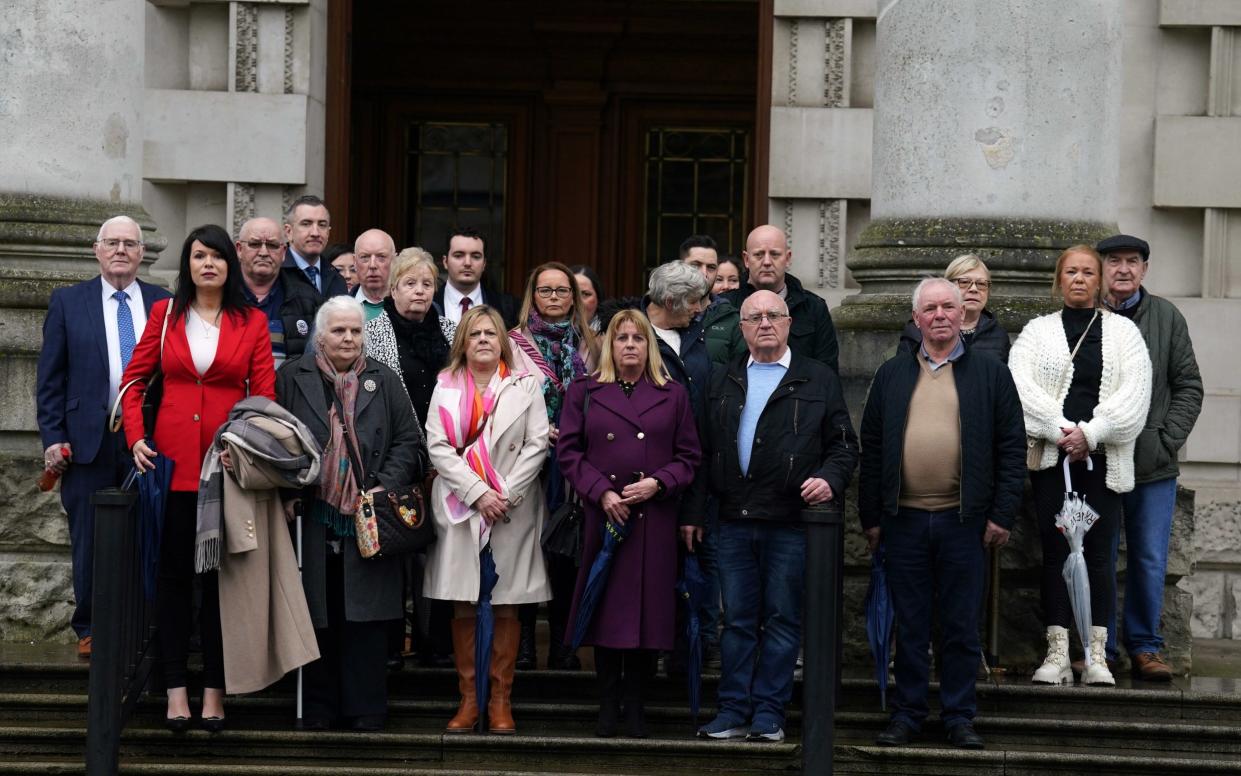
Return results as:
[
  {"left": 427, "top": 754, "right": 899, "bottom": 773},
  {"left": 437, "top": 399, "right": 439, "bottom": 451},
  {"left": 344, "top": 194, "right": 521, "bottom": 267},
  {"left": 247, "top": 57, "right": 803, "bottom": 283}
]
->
[
  {"left": 475, "top": 546, "right": 500, "bottom": 730},
  {"left": 570, "top": 518, "right": 631, "bottom": 649},
  {"left": 123, "top": 456, "right": 174, "bottom": 602},
  {"left": 864, "top": 544, "right": 894, "bottom": 711},
  {"left": 676, "top": 552, "right": 708, "bottom": 723}
]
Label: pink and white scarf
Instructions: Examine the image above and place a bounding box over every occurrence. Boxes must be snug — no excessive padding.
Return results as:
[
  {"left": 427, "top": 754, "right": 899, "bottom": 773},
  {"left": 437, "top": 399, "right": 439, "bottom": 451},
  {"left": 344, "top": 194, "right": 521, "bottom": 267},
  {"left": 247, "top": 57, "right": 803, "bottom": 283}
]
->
[{"left": 437, "top": 364, "right": 512, "bottom": 546}]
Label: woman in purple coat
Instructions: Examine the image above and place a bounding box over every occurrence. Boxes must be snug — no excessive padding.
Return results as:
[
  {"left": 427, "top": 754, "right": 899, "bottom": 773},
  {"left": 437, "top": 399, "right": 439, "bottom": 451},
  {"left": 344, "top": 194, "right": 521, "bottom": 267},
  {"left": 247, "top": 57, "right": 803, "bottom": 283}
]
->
[{"left": 557, "top": 309, "right": 701, "bottom": 738}]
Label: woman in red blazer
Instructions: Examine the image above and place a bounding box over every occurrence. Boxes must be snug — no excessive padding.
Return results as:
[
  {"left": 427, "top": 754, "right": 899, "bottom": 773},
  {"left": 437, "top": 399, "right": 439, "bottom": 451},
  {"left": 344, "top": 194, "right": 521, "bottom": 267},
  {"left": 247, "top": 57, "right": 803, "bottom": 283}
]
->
[{"left": 122, "top": 224, "right": 276, "bottom": 732}]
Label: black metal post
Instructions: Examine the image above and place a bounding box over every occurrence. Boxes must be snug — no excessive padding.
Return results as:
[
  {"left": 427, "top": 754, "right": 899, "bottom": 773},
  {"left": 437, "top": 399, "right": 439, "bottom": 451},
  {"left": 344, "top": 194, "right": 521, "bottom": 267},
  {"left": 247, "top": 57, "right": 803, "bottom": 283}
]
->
[
  {"left": 802, "top": 504, "right": 844, "bottom": 776},
  {"left": 85, "top": 487, "right": 137, "bottom": 776}
]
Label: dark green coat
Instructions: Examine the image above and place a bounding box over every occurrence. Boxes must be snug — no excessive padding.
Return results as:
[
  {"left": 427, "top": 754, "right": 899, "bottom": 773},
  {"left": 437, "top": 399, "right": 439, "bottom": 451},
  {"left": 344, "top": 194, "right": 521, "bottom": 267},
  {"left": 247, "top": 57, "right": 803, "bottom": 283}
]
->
[
  {"left": 1123, "top": 290, "right": 1203, "bottom": 483},
  {"left": 701, "top": 295, "right": 745, "bottom": 366}
]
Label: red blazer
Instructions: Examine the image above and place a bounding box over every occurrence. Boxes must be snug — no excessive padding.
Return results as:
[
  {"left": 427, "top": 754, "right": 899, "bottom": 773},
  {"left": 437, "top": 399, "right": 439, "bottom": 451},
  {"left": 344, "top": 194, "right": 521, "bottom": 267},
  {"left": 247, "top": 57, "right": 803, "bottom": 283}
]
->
[{"left": 121, "top": 299, "right": 277, "bottom": 491}]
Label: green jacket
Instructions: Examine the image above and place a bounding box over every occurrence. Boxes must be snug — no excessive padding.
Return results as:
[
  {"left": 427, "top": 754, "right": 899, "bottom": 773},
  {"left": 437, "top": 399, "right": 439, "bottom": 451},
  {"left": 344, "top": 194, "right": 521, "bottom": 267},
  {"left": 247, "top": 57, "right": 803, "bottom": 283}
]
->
[
  {"left": 1124, "top": 290, "right": 1203, "bottom": 483},
  {"left": 701, "top": 295, "right": 745, "bottom": 366}
]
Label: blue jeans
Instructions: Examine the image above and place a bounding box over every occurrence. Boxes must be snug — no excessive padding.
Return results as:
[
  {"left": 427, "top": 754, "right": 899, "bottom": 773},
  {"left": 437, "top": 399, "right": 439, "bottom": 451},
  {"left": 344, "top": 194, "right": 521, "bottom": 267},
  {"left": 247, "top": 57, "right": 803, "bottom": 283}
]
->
[
  {"left": 885, "top": 508, "right": 984, "bottom": 732},
  {"left": 715, "top": 520, "right": 806, "bottom": 729},
  {"left": 1106, "top": 478, "right": 1178, "bottom": 659}
]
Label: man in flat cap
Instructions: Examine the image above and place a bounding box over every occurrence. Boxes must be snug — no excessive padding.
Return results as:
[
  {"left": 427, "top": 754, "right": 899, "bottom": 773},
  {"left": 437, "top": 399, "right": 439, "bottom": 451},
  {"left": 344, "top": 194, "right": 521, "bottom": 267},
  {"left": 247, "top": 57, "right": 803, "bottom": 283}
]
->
[{"left": 1097, "top": 234, "right": 1202, "bottom": 681}]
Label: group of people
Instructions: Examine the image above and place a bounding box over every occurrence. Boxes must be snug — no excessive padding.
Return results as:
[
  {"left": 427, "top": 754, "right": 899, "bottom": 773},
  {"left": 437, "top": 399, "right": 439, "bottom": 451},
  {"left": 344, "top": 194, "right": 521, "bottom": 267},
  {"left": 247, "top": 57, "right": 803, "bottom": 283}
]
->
[{"left": 36, "top": 197, "right": 1201, "bottom": 750}]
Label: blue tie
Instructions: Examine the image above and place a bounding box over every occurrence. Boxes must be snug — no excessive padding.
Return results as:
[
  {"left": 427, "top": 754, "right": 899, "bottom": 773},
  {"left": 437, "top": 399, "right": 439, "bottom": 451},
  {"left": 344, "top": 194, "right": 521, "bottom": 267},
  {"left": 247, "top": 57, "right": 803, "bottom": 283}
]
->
[
  {"left": 114, "top": 291, "right": 136, "bottom": 371},
  {"left": 304, "top": 264, "right": 320, "bottom": 292}
]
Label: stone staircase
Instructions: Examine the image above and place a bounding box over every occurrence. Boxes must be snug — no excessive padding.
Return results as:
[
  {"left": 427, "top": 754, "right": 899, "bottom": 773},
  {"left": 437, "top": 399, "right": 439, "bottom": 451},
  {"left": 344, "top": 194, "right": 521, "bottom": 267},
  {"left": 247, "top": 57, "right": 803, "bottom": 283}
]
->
[{"left": 2, "top": 646, "right": 1241, "bottom": 775}]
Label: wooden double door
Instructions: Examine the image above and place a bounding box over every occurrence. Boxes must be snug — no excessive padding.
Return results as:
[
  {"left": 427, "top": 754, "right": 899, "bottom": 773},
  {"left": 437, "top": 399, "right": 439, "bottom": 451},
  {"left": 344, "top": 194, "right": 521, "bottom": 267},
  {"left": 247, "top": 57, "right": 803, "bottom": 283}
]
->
[{"left": 332, "top": 0, "right": 763, "bottom": 297}]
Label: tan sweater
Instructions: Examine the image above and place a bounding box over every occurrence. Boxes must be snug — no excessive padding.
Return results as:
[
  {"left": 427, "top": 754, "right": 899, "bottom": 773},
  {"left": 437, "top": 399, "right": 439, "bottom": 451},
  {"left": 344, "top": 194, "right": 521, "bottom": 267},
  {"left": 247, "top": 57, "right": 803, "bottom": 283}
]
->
[{"left": 899, "top": 359, "right": 961, "bottom": 511}]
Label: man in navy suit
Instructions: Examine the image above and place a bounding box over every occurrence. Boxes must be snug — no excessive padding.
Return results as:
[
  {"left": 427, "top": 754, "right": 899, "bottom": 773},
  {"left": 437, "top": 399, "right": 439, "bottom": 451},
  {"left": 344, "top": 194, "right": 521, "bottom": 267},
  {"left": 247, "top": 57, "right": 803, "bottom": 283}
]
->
[
  {"left": 36, "top": 215, "right": 172, "bottom": 658},
  {"left": 433, "top": 227, "right": 519, "bottom": 329},
  {"left": 280, "top": 195, "right": 349, "bottom": 299}
]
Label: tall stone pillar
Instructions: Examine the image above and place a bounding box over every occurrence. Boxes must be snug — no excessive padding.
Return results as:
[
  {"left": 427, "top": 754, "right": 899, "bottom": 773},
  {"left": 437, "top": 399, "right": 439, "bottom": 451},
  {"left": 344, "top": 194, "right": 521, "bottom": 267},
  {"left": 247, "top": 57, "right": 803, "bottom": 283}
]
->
[
  {"left": 0, "top": 0, "right": 163, "bottom": 641},
  {"left": 837, "top": 0, "right": 1123, "bottom": 402}
]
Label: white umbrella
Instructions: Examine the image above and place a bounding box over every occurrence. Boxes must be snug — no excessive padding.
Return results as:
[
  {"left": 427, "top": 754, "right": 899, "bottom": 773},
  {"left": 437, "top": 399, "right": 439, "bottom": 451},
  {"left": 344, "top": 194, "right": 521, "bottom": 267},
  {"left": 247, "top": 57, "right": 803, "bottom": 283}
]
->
[{"left": 1054, "top": 456, "right": 1101, "bottom": 667}]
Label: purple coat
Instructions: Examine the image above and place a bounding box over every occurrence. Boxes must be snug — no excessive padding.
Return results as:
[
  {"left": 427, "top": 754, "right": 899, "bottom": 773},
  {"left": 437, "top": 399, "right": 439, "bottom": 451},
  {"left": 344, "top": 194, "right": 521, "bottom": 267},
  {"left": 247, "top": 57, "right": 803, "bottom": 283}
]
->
[{"left": 557, "top": 374, "right": 701, "bottom": 650}]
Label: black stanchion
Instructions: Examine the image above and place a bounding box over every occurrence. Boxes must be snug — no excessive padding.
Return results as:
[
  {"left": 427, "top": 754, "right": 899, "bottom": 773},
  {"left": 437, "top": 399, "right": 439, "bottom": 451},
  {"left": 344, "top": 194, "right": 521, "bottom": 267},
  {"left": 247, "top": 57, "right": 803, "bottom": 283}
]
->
[
  {"left": 802, "top": 503, "right": 844, "bottom": 776},
  {"left": 85, "top": 487, "right": 137, "bottom": 776}
]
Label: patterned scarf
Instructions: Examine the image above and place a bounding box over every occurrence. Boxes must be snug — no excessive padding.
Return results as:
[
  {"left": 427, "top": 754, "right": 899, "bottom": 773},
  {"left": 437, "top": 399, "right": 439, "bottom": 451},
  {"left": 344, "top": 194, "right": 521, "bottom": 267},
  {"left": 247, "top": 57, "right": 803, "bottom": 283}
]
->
[
  {"left": 436, "top": 363, "right": 511, "bottom": 546},
  {"left": 520, "top": 310, "right": 586, "bottom": 422},
  {"left": 313, "top": 349, "right": 366, "bottom": 538}
]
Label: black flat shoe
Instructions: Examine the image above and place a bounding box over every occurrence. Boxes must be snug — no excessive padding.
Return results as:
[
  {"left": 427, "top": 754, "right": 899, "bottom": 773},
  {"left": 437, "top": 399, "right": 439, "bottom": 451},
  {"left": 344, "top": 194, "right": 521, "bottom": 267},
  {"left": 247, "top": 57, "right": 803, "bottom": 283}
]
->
[
  {"left": 164, "top": 716, "right": 191, "bottom": 733},
  {"left": 946, "top": 722, "right": 984, "bottom": 750},
  {"left": 295, "top": 717, "right": 331, "bottom": 731},
  {"left": 351, "top": 714, "right": 386, "bottom": 731},
  {"left": 875, "top": 719, "right": 917, "bottom": 747},
  {"left": 200, "top": 715, "right": 226, "bottom": 734}
]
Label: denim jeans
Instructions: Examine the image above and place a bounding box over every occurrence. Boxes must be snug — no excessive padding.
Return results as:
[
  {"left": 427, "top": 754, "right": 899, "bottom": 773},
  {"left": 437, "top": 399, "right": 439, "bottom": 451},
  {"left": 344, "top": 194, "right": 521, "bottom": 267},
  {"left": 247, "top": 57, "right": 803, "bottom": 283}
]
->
[
  {"left": 715, "top": 520, "right": 806, "bottom": 729},
  {"left": 885, "top": 508, "right": 984, "bottom": 732},
  {"left": 1106, "top": 478, "right": 1178, "bottom": 659}
]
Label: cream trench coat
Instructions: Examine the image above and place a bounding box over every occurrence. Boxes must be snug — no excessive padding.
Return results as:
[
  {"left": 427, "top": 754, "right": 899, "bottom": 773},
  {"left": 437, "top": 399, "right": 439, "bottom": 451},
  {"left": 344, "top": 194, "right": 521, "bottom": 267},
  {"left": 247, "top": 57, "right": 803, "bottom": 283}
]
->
[{"left": 423, "top": 369, "right": 552, "bottom": 604}]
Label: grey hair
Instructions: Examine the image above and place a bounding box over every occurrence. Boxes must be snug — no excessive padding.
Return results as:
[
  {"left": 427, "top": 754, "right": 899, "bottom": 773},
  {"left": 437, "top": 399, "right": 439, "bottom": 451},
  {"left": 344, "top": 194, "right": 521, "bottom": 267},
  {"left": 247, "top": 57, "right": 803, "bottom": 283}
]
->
[
  {"left": 647, "top": 260, "right": 710, "bottom": 315},
  {"left": 911, "top": 277, "right": 963, "bottom": 311},
  {"left": 313, "top": 295, "right": 368, "bottom": 347},
  {"left": 96, "top": 215, "right": 143, "bottom": 243}
]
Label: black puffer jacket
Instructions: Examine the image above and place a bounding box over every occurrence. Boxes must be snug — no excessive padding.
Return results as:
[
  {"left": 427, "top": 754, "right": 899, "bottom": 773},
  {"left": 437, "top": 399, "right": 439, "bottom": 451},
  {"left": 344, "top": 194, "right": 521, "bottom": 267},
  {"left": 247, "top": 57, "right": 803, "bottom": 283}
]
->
[
  {"left": 859, "top": 348, "right": 1026, "bottom": 531},
  {"left": 701, "top": 351, "right": 858, "bottom": 525},
  {"left": 725, "top": 273, "right": 839, "bottom": 373},
  {"left": 277, "top": 268, "right": 326, "bottom": 359},
  {"left": 897, "top": 308, "right": 1010, "bottom": 363}
]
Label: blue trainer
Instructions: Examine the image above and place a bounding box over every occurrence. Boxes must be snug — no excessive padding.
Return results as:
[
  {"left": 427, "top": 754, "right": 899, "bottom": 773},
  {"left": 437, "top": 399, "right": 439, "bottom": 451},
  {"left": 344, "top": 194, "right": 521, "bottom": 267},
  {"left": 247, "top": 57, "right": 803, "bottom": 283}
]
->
[
  {"left": 746, "top": 719, "right": 785, "bottom": 742},
  {"left": 697, "top": 715, "right": 749, "bottom": 740}
]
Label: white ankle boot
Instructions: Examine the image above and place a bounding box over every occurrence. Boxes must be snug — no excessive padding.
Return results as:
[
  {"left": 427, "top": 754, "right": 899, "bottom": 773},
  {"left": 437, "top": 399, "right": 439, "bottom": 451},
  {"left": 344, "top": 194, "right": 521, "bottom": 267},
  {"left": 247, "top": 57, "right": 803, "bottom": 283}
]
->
[
  {"left": 1032, "top": 625, "right": 1072, "bottom": 685},
  {"left": 1082, "top": 626, "right": 1116, "bottom": 687}
]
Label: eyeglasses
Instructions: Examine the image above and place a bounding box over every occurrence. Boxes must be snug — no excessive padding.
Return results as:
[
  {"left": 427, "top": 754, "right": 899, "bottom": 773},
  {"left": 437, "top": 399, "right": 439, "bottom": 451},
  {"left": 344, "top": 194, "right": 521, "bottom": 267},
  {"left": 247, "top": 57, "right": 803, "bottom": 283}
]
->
[
  {"left": 739, "top": 311, "right": 790, "bottom": 326},
  {"left": 954, "top": 278, "right": 991, "bottom": 291},
  {"left": 98, "top": 239, "right": 142, "bottom": 252},
  {"left": 536, "top": 286, "right": 573, "bottom": 299},
  {"left": 356, "top": 253, "right": 392, "bottom": 264},
  {"left": 243, "top": 240, "right": 283, "bottom": 252}
]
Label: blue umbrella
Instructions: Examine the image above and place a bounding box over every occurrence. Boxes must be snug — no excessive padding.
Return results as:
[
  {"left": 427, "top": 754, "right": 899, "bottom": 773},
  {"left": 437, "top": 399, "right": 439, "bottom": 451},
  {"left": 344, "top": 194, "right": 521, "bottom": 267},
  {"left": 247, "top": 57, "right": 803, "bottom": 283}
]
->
[
  {"left": 864, "top": 544, "right": 894, "bottom": 711},
  {"left": 676, "top": 553, "right": 708, "bottom": 723},
  {"left": 570, "top": 518, "right": 630, "bottom": 650},
  {"left": 123, "top": 456, "right": 174, "bottom": 602},
  {"left": 475, "top": 546, "right": 499, "bottom": 730}
]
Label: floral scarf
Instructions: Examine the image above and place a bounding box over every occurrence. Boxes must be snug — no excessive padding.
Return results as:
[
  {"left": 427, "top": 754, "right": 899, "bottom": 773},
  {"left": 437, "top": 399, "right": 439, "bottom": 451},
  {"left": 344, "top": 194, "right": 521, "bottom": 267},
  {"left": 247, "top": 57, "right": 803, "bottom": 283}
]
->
[
  {"left": 436, "top": 362, "right": 512, "bottom": 546},
  {"left": 518, "top": 310, "right": 586, "bottom": 422},
  {"left": 312, "top": 349, "right": 366, "bottom": 538}
]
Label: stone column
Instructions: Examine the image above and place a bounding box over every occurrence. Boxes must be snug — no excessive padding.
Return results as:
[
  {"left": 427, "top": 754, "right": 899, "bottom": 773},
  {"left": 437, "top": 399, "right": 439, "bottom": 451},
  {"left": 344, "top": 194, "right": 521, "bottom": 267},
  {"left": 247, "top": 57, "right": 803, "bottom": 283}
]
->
[
  {"left": 0, "top": 0, "right": 163, "bottom": 641},
  {"left": 837, "top": 0, "right": 1123, "bottom": 401}
]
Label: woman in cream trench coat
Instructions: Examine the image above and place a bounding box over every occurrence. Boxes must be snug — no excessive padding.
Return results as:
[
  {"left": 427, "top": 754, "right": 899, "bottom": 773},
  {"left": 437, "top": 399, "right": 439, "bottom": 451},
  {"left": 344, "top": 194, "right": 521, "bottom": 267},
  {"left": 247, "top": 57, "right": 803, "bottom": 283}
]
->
[{"left": 423, "top": 305, "right": 551, "bottom": 735}]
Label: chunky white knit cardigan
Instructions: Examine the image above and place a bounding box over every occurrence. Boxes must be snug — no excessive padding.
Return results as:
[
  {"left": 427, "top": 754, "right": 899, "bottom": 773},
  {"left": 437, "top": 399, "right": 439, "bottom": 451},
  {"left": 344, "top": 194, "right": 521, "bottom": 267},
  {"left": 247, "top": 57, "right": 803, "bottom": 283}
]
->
[{"left": 1009, "top": 308, "right": 1152, "bottom": 493}]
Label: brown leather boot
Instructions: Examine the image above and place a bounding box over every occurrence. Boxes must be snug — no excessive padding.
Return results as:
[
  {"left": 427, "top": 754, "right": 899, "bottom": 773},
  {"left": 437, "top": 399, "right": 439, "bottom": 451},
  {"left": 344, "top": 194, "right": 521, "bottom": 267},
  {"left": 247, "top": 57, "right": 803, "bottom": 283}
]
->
[
  {"left": 487, "top": 617, "right": 519, "bottom": 734},
  {"left": 446, "top": 617, "right": 478, "bottom": 733}
]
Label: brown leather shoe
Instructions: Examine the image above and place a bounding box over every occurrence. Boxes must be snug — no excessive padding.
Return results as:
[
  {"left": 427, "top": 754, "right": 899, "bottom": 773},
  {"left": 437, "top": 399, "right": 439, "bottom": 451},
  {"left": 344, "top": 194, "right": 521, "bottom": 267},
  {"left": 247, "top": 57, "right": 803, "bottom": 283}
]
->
[
  {"left": 1131, "top": 652, "right": 1174, "bottom": 682},
  {"left": 446, "top": 618, "right": 478, "bottom": 733},
  {"left": 77, "top": 636, "right": 92, "bottom": 660},
  {"left": 487, "top": 617, "right": 519, "bottom": 734}
]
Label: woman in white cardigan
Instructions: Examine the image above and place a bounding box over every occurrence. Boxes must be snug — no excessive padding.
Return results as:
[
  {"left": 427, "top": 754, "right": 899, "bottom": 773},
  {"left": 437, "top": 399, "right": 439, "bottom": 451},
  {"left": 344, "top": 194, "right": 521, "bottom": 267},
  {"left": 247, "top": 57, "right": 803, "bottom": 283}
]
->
[{"left": 1009, "top": 245, "right": 1151, "bottom": 688}]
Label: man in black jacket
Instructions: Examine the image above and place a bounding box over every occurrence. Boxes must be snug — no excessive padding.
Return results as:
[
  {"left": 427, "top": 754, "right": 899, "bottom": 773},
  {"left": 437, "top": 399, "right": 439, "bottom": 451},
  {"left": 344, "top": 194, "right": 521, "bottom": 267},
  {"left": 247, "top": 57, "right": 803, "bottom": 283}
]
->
[
  {"left": 696, "top": 290, "right": 858, "bottom": 744},
  {"left": 237, "top": 217, "right": 325, "bottom": 366},
  {"left": 860, "top": 278, "right": 1025, "bottom": 751},
  {"left": 724, "top": 225, "right": 839, "bottom": 373},
  {"left": 433, "top": 226, "right": 519, "bottom": 329},
  {"left": 281, "top": 195, "right": 349, "bottom": 299}
]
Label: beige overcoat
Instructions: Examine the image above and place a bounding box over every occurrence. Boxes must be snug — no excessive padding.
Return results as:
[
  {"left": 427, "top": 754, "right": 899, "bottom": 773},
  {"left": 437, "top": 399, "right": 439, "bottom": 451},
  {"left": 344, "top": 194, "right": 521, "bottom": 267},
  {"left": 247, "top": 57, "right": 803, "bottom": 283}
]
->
[
  {"left": 423, "top": 369, "right": 552, "bottom": 604},
  {"left": 218, "top": 421, "right": 320, "bottom": 694}
]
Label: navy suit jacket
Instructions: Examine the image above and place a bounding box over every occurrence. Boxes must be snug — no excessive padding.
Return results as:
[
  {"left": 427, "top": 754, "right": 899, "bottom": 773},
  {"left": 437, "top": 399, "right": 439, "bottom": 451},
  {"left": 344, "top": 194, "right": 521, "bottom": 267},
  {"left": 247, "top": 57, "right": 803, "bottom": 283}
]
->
[
  {"left": 433, "top": 281, "right": 520, "bottom": 329},
  {"left": 281, "top": 253, "right": 349, "bottom": 299},
  {"left": 36, "top": 276, "right": 172, "bottom": 466}
]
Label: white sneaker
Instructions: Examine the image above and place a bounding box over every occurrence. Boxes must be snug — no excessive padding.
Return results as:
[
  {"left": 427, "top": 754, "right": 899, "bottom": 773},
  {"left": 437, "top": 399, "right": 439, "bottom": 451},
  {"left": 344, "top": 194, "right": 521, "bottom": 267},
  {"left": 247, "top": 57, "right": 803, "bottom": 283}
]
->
[
  {"left": 1032, "top": 625, "right": 1072, "bottom": 685},
  {"left": 1082, "top": 626, "right": 1116, "bottom": 687}
]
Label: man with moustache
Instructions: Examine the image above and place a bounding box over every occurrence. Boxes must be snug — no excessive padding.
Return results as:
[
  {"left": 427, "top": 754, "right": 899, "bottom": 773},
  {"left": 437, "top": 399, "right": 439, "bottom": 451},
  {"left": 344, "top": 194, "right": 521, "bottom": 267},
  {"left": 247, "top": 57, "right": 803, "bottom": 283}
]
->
[
  {"left": 36, "top": 216, "right": 172, "bottom": 657},
  {"left": 353, "top": 229, "right": 396, "bottom": 322},
  {"left": 1096, "top": 234, "right": 1203, "bottom": 680},
  {"left": 433, "top": 227, "right": 518, "bottom": 328},
  {"left": 236, "top": 216, "right": 323, "bottom": 367},
  {"left": 724, "top": 225, "right": 839, "bottom": 373},
  {"left": 281, "top": 195, "right": 348, "bottom": 299}
]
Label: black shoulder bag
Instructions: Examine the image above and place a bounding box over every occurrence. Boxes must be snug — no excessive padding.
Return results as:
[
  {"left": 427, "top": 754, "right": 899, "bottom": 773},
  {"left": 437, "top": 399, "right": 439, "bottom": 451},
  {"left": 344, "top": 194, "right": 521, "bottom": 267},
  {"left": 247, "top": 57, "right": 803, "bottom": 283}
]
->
[{"left": 541, "top": 391, "right": 589, "bottom": 563}]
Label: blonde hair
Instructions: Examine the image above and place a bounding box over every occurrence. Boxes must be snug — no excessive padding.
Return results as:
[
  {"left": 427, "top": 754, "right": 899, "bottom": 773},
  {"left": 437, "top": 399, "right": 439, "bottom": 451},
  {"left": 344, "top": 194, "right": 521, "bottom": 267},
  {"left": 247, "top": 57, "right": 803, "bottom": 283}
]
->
[
  {"left": 517, "top": 261, "right": 596, "bottom": 354},
  {"left": 595, "top": 309, "right": 668, "bottom": 387},
  {"left": 389, "top": 247, "right": 438, "bottom": 294},
  {"left": 945, "top": 254, "right": 989, "bottom": 281},
  {"left": 1052, "top": 245, "right": 1102, "bottom": 299},
  {"left": 443, "top": 305, "right": 515, "bottom": 375}
]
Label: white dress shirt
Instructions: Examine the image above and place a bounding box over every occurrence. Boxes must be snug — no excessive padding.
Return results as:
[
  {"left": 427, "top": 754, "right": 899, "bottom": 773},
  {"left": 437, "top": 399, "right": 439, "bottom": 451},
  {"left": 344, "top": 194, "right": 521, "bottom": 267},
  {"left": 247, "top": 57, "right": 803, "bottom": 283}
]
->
[
  {"left": 102, "top": 277, "right": 148, "bottom": 403},
  {"left": 443, "top": 283, "right": 484, "bottom": 324}
]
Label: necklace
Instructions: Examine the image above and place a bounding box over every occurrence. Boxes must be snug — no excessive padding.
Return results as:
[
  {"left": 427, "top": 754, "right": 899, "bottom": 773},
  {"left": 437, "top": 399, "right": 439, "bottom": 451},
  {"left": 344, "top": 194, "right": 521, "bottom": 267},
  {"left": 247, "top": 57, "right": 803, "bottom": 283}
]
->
[{"left": 190, "top": 305, "right": 221, "bottom": 339}]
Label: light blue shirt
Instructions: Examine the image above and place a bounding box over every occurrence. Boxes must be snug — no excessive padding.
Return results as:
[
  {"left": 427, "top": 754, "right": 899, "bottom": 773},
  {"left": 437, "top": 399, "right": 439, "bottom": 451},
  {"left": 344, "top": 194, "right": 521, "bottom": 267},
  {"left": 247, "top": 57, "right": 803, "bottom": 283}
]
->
[
  {"left": 919, "top": 337, "right": 965, "bottom": 372},
  {"left": 738, "top": 349, "right": 792, "bottom": 475},
  {"left": 289, "top": 248, "right": 321, "bottom": 292}
]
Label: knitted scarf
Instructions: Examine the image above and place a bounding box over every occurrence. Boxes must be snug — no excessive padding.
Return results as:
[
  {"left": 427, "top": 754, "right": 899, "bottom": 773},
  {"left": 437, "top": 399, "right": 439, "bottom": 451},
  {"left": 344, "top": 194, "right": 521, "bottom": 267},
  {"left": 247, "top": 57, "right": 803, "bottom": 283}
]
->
[
  {"left": 516, "top": 310, "right": 586, "bottom": 422},
  {"left": 313, "top": 349, "right": 366, "bottom": 538}
]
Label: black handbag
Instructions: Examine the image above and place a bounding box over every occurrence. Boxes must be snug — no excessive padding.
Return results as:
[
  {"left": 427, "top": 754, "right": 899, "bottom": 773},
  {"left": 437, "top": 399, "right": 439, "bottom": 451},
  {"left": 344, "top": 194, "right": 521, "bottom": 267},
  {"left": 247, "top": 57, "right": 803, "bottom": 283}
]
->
[
  {"left": 332, "top": 391, "right": 434, "bottom": 558},
  {"left": 541, "top": 392, "right": 588, "bottom": 562}
]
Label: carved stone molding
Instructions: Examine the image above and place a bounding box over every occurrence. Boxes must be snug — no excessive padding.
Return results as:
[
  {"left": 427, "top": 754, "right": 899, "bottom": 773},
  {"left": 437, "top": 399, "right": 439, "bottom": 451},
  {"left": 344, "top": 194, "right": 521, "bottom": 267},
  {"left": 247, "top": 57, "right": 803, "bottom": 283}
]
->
[
  {"left": 817, "top": 198, "right": 843, "bottom": 289},
  {"left": 284, "top": 6, "right": 296, "bottom": 94},
  {"left": 783, "top": 198, "right": 795, "bottom": 251},
  {"left": 234, "top": 3, "right": 259, "bottom": 93},
  {"left": 824, "top": 19, "right": 848, "bottom": 108},
  {"left": 229, "top": 182, "right": 256, "bottom": 238},
  {"left": 788, "top": 20, "right": 799, "bottom": 104}
]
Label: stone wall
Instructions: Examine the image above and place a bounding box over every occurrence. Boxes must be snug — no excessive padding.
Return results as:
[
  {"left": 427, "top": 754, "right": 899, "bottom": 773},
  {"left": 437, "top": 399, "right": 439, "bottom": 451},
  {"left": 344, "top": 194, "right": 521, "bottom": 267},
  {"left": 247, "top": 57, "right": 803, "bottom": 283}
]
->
[
  {"left": 1185, "top": 496, "right": 1241, "bottom": 639},
  {"left": 0, "top": 456, "right": 74, "bottom": 643}
]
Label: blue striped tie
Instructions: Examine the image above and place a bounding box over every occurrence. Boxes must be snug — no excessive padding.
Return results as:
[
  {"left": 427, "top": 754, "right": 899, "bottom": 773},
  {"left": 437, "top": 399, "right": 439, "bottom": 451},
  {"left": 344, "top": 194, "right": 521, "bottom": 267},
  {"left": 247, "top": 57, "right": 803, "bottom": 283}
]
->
[
  {"left": 304, "top": 264, "right": 320, "bottom": 292},
  {"left": 114, "top": 291, "right": 136, "bottom": 370}
]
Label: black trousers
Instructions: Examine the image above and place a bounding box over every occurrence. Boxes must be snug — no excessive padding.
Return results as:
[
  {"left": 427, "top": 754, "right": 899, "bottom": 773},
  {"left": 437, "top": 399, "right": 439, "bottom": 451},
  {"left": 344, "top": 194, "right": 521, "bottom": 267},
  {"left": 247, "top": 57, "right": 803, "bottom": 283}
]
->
[
  {"left": 1031, "top": 453, "right": 1121, "bottom": 629},
  {"left": 303, "top": 550, "right": 392, "bottom": 722},
  {"left": 158, "top": 492, "right": 224, "bottom": 689}
]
